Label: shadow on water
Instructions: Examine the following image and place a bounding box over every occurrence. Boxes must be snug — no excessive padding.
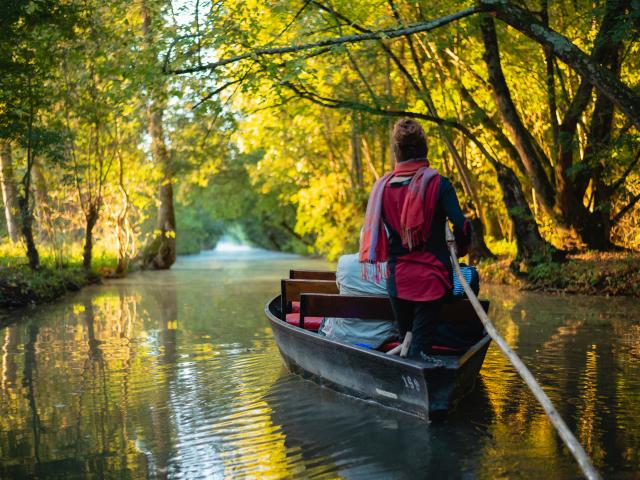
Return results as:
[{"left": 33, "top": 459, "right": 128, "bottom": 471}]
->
[{"left": 0, "top": 245, "right": 638, "bottom": 478}]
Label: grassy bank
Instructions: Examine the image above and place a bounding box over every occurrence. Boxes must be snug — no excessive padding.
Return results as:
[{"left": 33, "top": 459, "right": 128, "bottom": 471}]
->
[
  {"left": 0, "top": 265, "right": 101, "bottom": 308},
  {"left": 0, "top": 244, "right": 112, "bottom": 309},
  {"left": 478, "top": 251, "right": 640, "bottom": 297},
  {"left": 0, "top": 230, "right": 221, "bottom": 309}
]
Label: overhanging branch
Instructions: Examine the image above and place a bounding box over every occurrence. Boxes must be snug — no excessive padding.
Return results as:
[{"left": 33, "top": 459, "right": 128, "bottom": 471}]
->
[
  {"left": 166, "top": 6, "right": 485, "bottom": 74},
  {"left": 168, "top": 0, "right": 640, "bottom": 131}
]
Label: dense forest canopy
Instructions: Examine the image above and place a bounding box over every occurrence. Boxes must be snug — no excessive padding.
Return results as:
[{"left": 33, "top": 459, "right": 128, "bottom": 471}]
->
[{"left": 0, "top": 0, "right": 639, "bottom": 274}]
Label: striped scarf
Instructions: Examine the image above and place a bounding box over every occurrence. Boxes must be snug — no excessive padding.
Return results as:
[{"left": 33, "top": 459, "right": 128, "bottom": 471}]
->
[{"left": 359, "top": 159, "right": 440, "bottom": 279}]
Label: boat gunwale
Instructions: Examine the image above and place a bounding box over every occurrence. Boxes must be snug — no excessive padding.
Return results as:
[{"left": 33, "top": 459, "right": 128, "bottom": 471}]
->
[{"left": 264, "top": 294, "right": 490, "bottom": 371}]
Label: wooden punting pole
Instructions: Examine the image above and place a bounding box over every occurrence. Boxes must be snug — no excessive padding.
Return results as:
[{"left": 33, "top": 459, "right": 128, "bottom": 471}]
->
[{"left": 445, "top": 223, "right": 601, "bottom": 480}]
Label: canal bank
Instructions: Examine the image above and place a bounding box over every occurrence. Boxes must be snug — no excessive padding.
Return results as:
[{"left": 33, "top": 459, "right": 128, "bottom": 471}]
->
[
  {"left": 479, "top": 251, "right": 640, "bottom": 297},
  {"left": 3, "top": 248, "right": 640, "bottom": 312}
]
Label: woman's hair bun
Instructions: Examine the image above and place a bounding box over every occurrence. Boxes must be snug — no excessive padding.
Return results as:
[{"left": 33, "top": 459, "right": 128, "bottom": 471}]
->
[
  {"left": 393, "top": 119, "right": 426, "bottom": 147},
  {"left": 392, "top": 119, "right": 428, "bottom": 162}
]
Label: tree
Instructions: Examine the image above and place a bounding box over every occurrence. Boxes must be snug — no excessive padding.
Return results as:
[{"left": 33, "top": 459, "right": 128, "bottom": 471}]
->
[
  {"left": 479, "top": 1, "right": 632, "bottom": 249},
  {"left": 0, "top": 0, "right": 77, "bottom": 268},
  {"left": 141, "top": 0, "right": 177, "bottom": 270}
]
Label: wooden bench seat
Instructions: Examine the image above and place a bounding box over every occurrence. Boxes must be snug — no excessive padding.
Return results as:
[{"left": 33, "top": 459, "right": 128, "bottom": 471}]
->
[
  {"left": 299, "top": 293, "right": 489, "bottom": 349},
  {"left": 280, "top": 279, "right": 339, "bottom": 331},
  {"left": 288, "top": 270, "right": 336, "bottom": 312},
  {"left": 289, "top": 269, "right": 336, "bottom": 281},
  {"left": 300, "top": 294, "right": 394, "bottom": 322}
]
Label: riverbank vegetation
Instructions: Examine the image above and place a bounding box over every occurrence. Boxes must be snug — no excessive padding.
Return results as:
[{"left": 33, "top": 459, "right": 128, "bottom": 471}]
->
[
  {"left": 1, "top": 0, "right": 639, "bottom": 305},
  {"left": 478, "top": 249, "right": 640, "bottom": 296}
]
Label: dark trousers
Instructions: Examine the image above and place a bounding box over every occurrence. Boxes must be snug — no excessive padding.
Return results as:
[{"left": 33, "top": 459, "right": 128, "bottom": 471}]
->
[{"left": 389, "top": 296, "right": 444, "bottom": 358}]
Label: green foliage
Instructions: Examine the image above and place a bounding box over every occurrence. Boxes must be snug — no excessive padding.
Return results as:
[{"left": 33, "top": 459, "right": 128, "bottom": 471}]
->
[
  {"left": 175, "top": 205, "right": 224, "bottom": 255},
  {"left": 0, "top": 0, "right": 77, "bottom": 140}
]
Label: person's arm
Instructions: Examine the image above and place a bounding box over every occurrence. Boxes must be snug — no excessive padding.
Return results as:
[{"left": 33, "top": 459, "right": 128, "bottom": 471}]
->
[{"left": 439, "top": 178, "right": 472, "bottom": 256}]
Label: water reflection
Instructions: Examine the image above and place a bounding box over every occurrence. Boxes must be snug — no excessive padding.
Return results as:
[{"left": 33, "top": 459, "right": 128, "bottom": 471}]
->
[
  {"left": 265, "top": 375, "right": 494, "bottom": 479},
  {"left": 0, "top": 249, "right": 638, "bottom": 479}
]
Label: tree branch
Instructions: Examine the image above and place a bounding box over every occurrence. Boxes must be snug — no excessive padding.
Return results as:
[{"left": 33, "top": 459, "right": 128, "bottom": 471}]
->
[
  {"left": 612, "top": 192, "right": 640, "bottom": 225},
  {"left": 322, "top": 3, "right": 381, "bottom": 107},
  {"left": 541, "top": 0, "right": 559, "bottom": 164},
  {"left": 442, "top": 47, "right": 488, "bottom": 87},
  {"left": 277, "top": 0, "right": 312, "bottom": 38},
  {"left": 480, "top": 15, "right": 556, "bottom": 213},
  {"left": 166, "top": 6, "right": 485, "bottom": 74},
  {"left": 457, "top": 82, "right": 527, "bottom": 176},
  {"left": 192, "top": 79, "right": 245, "bottom": 110},
  {"left": 610, "top": 149, "right": 640, "bottom": 193},
  {"left": 557, "top": 0, "right": 627, "bottom": 192},
  {"left": 167, "top": 0, "right": 640, "bottom": 131}
]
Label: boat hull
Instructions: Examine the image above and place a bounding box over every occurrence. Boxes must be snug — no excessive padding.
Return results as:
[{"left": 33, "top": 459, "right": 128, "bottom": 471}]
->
[{"left": 266, "top": 296, "right": 490, "bottom": 420}]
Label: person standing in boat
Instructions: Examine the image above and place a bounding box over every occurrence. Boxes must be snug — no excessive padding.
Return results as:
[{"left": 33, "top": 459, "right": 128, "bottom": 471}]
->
[{"left": 359, "top": 118, "right": 471, "bottom": 360}]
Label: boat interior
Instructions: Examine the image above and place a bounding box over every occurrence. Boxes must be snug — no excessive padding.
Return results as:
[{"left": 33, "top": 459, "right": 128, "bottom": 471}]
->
[{"left": 277, "top": 269, "right": 489, "bottom": 356}]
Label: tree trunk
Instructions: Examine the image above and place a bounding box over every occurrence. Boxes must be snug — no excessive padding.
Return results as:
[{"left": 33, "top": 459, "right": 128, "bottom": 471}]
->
[
  {"left": 82, "top": 205, "right": 99, "bottom": 270},
  {"left": 574, "top": 44, "right": 621, "bottom": 250},
  {"left": 18, "top": 194, "right": 39, "bottom": 270},
  {"left": 468, "top": 213, "right": 495, "bottom": 262},
  {"left": 555, "top": 0, "right": 626, "bottom": 240},
  {"left": 0, "top": 143, "right": 20, "bottom": 243},
  {"left": 350, "top": 114, "right": 364, "bottom": 188},
  {"left": 31, "top": 159, "right": 51, "bottom": 240},
  {"left": 457, "top": 84, "right": 543, "bottom": 254},
  {"left": 142, "top": 2, "right": 176, "bottom": 271},
  {"left": 453, "top": 115, "right": 555, "bottom": 265},
  {"left": 144, "top": 102, "right": 176, "bottom": 270},
  {"left": 115, "top": 211, "right": 129, "bottom": 275},
  {"left": 115, "top": 155, "right": 130, "bottom": 276},
  {"left": 556, "top": 79, "right": 592, "bottom": 226},
  {"left": 480, "top": 16, "right": 557, "bottom": 217},
  {"left": 448, "top": 101, "right": 556, "bottom": 264},
  {"left": 457, "top": 84, "right": 526, "bottom": 176},
  {"left": 493, "top": 163, "right": 552, "bottom": 267},
  {"left": 485, "top": 209, "right": 504, "bottom": 239}
]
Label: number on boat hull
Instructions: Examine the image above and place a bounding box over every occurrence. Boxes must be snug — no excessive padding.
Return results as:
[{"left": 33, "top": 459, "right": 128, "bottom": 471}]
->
[{"left": 402, "top": 375, "right": 421, "bottom": 392}]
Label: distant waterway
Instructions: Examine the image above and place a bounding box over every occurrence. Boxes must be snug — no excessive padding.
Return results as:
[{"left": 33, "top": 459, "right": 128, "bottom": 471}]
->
[{"left": 0, "top": 245, "right": 638, "bottom": 479}]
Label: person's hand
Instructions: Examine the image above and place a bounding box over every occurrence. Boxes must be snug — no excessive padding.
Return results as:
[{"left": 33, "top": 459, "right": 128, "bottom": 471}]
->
[{"left": 445, "top": 222, "right": 457, "bottom": 256}]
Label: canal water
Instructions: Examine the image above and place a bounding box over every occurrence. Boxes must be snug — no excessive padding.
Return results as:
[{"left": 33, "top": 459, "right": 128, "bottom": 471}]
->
[{"left": 0, "top": 246, "right": 639, "bottom": 479}]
